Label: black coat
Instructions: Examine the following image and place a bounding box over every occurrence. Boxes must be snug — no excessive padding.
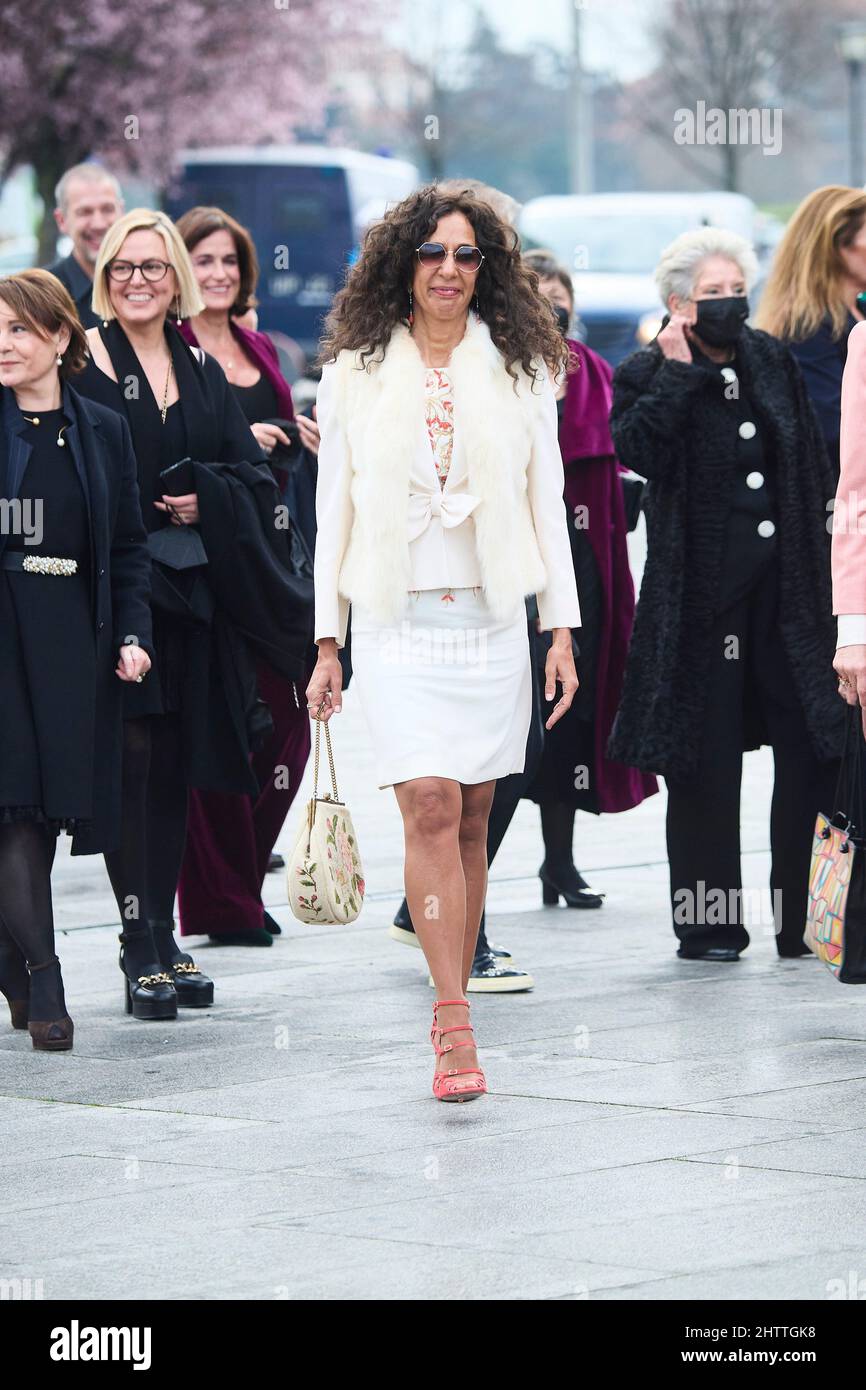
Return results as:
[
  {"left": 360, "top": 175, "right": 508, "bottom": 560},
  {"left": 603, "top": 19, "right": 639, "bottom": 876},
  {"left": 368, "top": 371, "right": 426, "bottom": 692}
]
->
[
  {"left": 788, "top": 314, "right": 857, "bottom": 476},
  {"left": 45, "top": 254, "right": 100, "bottom": 330},
  {"left": 0, "top": 383, "right": 153, "bottom": 853},
  {"left": 608, "top": 327, "right": 844, "bottom": 781},
  {"left": 75, "top": 328, "right": 313, "bottom": 796}
]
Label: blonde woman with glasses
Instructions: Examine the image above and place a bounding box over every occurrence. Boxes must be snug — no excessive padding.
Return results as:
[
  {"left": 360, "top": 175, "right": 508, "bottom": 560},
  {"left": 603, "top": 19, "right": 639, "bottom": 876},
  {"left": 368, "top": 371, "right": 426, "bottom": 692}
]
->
[{"left": 76, "top": 210, "right": 312, "bottom": 1019}]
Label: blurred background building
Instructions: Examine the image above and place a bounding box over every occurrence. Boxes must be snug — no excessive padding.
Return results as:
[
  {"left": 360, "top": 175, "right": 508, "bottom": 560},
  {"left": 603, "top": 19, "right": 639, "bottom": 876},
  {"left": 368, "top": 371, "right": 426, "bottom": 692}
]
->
[{"left": 1, "top": 0, "right": 865, "bottom": 366}]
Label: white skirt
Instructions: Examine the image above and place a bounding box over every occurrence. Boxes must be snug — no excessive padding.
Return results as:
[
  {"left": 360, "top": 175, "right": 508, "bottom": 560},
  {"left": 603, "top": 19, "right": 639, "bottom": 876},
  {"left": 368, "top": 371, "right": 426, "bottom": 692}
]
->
[{"left": 350, "top": 587, "right": 532, "bottom": 788}]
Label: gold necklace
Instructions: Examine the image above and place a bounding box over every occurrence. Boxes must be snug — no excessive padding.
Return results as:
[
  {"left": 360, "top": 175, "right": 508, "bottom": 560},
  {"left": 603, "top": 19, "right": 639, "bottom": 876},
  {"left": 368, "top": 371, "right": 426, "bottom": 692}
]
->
[
  {"left": 160, "top": 354, "right": 174, "bottom": 425},
  {"left": 21, "top": 413, "right": 70, "bottom": 447}
]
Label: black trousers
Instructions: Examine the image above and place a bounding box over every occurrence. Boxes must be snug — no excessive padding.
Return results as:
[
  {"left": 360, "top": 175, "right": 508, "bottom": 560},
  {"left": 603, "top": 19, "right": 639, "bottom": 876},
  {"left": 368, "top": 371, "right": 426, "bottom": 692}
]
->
[{"left": 665, "top": 568, "right": 838, "bottom": 956}]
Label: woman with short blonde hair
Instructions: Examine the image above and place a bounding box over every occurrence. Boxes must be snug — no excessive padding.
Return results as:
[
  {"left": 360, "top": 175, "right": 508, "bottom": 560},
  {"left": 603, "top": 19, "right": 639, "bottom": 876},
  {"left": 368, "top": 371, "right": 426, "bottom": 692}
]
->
[
  {"left": 76, "top": 208, "right": 312, "bottom": 1020},
  {"left": 91, "top": 208, "right": 204, "bottom": 324}
]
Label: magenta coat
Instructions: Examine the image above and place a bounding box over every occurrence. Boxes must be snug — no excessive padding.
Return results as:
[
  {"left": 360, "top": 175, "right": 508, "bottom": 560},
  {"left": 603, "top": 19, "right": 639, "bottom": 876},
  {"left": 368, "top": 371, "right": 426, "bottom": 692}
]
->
[
  {"left": 560, "top": 339, "right": 657, "bottom": 813},
  {"left": 178, "top": 319, "right": 295, "bottom": 421}
]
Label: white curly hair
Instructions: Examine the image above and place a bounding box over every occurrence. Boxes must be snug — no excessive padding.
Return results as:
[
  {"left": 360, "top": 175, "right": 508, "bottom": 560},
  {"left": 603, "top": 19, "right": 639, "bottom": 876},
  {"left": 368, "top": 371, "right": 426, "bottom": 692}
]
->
[{"left": 654, "top": 227, "right": 759, "bottom": 308}]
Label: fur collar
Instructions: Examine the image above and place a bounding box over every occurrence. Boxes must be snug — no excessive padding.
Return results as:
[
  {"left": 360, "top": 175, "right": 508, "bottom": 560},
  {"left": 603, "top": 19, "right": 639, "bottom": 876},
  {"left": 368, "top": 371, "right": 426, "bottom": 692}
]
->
[{"left": 336, "top": 314, "right": 547, "bottom": 625}]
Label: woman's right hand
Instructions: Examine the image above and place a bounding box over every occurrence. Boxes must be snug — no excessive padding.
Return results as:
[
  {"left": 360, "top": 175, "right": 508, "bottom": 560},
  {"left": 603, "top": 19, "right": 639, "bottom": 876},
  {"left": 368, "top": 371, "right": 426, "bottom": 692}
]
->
[
  {"left": 306, "top": 640, "right": 343, "bottom": 721},
  {"left": 657, "top": 313, "right": 694, "bottom": 363},
  {"left": 251, "top": 422, "right": 293, "bottom": 456}
]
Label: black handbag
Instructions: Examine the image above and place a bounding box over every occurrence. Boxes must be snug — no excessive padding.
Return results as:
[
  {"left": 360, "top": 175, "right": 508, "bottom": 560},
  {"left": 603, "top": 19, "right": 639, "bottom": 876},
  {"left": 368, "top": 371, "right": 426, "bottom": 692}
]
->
[
  {"left": 147, "top": 526, "right": 208, "bottom": 571},
  {"left": 147, "top": 459, "right": 209, "bottom": 571}
]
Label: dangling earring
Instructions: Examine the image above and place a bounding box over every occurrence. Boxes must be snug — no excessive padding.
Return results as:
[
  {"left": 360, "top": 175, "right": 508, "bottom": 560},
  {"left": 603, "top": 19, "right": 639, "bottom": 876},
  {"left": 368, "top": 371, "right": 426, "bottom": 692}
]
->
[
  {"left": 407, "top": 287, "right": 414, "bottom": 328},
  {"left": 174, "top": 296, "right": 182, "bottom": 327},
  {"left": 56, "top": 352, "right": 63, "bottom": 367},
  {"left": 473, "top": 293, "right": 480, "bottom": 317}
]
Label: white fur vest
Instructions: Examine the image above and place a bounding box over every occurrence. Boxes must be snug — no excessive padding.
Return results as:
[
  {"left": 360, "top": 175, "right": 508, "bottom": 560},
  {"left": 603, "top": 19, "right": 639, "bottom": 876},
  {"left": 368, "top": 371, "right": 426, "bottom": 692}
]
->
[{"left": 329, "top": 314, "right": 552, "bottom": 627}]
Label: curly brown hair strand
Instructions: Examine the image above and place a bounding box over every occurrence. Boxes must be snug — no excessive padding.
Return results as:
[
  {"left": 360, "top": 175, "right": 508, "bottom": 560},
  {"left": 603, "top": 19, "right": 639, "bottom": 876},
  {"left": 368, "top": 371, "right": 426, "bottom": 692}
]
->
[{"left": 318, "top": 184, "right": 567, "bottom": 386}]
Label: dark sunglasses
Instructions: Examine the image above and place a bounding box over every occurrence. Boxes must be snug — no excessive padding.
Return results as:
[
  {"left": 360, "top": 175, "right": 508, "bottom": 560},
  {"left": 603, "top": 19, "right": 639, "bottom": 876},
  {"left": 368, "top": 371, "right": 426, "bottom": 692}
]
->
[{"left": 415, "top": 242, "right": 484, "bottom": 272}]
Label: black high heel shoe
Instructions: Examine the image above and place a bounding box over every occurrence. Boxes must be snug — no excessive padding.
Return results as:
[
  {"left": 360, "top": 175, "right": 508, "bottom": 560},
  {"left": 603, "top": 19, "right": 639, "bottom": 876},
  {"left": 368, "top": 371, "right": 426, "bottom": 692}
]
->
[
  {"left": 540, "top": 863, "right": 605, "bottom": 909},
  {"left": 27, "top": 956, "right": 74, "bottom": 1052},
  {"left": 152, "top": 920, "right": 214, "bottom": 1008},
  {"left": 0, "top": 940, "right": 29, "bottom": 1029},
  {"left": 119, "top": 930, "right": 177, "bottom": 1020}
]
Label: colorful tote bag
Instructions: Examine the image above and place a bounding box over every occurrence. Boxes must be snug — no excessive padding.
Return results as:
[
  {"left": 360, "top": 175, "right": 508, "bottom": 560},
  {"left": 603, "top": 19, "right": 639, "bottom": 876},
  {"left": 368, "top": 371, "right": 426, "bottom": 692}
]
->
[
  {"left": 287, "top": 709, "right": 365, "bottom": 925},
  {"left": 806, "top": 707, "right": 866, "bottom": 982}
]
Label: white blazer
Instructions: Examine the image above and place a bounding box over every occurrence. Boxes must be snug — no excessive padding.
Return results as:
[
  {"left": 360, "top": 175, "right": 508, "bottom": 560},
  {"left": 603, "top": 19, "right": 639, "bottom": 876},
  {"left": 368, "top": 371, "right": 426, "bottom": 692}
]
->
[{"left": 314, "top": 314, "right": 582, "bottom": 646}]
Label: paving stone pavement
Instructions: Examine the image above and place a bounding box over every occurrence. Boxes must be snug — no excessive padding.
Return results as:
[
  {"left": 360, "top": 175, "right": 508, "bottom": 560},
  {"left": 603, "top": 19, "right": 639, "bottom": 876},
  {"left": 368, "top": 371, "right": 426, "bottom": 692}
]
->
[
  {"left": 4, "top": 695, "right": 866, "bottom": 1303},
  {"left": 4, "top": 536, "right": 866, "bottom": 1300}
]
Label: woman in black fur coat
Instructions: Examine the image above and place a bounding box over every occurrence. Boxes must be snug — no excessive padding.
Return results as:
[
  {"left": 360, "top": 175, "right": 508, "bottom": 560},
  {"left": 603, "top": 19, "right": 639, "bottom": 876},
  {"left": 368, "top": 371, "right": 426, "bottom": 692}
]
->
[{"left": 609, "top": 228, "right": 843, "bottom": 962}]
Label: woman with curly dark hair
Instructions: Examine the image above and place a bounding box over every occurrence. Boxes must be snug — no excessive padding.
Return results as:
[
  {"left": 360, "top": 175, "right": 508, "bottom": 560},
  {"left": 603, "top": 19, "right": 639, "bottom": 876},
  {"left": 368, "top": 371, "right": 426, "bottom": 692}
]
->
[{"left": 307, "top": 184, "right": 581, "bottom": 1101}]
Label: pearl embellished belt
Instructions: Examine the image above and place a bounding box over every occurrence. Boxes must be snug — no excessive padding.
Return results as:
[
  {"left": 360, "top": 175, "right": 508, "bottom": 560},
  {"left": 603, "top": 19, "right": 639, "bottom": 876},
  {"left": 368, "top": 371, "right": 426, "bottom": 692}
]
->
[{"left": 2, "top": 552, "right": 78, "bottom": 577}]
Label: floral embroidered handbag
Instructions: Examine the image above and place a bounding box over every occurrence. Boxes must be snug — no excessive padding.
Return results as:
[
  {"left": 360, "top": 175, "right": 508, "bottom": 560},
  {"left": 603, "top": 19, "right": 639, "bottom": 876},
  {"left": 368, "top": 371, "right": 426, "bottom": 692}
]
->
[
  {"left": 805, "top": 705, "right": 866, "bottom": 982},
  {"left": 287, "top": 707, "right": 365, "bottom": 925}
]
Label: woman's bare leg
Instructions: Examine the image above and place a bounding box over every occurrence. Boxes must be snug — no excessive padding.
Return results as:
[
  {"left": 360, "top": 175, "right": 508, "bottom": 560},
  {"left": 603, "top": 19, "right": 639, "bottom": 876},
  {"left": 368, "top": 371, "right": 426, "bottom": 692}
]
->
[{"left": 393, "top": 775, "right": 480, "bottom": 1075}]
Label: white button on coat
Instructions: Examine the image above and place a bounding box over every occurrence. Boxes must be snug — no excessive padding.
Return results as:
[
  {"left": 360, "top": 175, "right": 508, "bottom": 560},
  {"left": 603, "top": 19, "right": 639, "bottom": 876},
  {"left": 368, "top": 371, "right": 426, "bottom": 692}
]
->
[
  {"left": 746, "top": 471, "right": 764, "bottom": 490},
  {"left": 757, "top": 519, "right": 776, "bottom": 538},
  {"left": 738, "top": 420, "right": 757, "bottom": 439}
]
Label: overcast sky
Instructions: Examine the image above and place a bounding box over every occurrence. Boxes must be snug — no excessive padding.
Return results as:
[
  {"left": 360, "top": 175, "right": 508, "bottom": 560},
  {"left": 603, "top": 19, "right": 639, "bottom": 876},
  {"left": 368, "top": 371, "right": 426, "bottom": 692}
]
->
[
  {"left": 397, "top": 0, "right": 657, "bottom": 82},
  {"left": 479, "top": 0, "right": 655, "bottom": 79}
]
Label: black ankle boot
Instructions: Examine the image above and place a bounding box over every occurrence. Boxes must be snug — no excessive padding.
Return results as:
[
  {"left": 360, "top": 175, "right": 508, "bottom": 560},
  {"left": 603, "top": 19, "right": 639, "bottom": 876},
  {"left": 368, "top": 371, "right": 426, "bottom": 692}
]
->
[
  {"left": 0, "top": 940, "right": 29, "bottom": 1029},
  {"left": 151, "top": 920, "right": 214, "bottom": 1008},
  {"left": 27, "top": 956, "right": 74, "bottom": 1051},
  {"left": 540, "top": 861, "right": 605, "bottom": 909},
  {"left": 118, "top": 928, "right": 177, "bottom": 1020}
]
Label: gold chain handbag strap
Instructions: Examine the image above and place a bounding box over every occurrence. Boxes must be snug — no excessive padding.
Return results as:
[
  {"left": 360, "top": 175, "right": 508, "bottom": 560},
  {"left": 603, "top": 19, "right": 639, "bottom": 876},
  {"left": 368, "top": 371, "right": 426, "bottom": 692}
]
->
[{"left": 313, "top": 700, "right": 340, "bottom": 802}]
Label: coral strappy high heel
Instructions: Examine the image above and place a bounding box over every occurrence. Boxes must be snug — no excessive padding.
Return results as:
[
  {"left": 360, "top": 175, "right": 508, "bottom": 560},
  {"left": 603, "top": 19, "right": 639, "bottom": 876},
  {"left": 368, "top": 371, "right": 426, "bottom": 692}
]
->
[{"left": 431, "top": 998, "right": 487, "bottom": 1102}]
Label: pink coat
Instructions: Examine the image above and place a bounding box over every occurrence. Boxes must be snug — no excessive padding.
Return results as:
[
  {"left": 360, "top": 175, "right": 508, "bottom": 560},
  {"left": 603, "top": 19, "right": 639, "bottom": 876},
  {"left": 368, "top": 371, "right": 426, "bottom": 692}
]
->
[{"left": 833, "top": 321, "right": 866, "bottom": 615}]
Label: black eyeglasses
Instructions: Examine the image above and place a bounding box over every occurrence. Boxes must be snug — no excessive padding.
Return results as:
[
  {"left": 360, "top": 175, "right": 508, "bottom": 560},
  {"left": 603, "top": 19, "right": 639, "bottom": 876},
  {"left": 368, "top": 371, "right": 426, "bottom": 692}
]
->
[
  {"left": 107, "top": 259, "right": 173, "bottom": 283},
  {"left": 415, "top": 242, "right": 484, "bottom": 273}
]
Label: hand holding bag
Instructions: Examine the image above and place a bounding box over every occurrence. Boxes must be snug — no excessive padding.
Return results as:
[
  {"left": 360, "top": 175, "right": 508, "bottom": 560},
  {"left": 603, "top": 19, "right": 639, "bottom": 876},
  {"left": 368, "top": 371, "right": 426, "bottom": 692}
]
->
[
  {"left": 287, "top": 708, "right": 365, "bottom": 924},
  {"left": 805, "top": 705, "right": 866, "bottom": 981}
]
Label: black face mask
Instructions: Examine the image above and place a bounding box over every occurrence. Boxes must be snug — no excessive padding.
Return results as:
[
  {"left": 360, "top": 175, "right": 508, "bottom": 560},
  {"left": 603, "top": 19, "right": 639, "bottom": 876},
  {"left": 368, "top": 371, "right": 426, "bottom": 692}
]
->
[
  {"left": 553, "top": 303, "right": 571, "bottom": 337},
  {"left": 694, "top": 295, "right": 749, "bottom": 347}
]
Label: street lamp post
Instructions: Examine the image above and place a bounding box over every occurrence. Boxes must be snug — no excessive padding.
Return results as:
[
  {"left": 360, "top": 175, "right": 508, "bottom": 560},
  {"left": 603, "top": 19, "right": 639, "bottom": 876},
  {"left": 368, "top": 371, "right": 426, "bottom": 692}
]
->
[{"left": 839, "top": 22, "right": 866, "bottom": 187}]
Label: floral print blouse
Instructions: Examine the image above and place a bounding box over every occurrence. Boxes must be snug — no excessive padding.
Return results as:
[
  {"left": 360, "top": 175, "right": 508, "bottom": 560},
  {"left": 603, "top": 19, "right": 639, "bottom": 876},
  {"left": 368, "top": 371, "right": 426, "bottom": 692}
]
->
[{"left": 425, "top": 367, "right": 454, "bottom": 487}]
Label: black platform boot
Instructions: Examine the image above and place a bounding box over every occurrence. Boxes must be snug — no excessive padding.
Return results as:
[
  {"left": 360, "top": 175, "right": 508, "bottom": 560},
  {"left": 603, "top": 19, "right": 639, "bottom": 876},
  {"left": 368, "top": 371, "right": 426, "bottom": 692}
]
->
[
  {"left": 27, "top": 956, "right": 74, "bottom": 1051},
  {"left": 119, "top": 927, "right": 178, "bottom": 1020},
  {"left": 151, "top": 920, "right": 214, "bottom": 1008},
  {"left": 0, "top": 938, "right": 29, "bottom": 1029}
]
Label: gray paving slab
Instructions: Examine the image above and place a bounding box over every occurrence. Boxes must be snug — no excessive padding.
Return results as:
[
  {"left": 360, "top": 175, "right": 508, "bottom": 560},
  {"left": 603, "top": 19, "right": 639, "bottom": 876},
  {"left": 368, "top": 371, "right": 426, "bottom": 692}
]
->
[{"left": 3, "top": 687, "right": 866, "bottom": 1299}]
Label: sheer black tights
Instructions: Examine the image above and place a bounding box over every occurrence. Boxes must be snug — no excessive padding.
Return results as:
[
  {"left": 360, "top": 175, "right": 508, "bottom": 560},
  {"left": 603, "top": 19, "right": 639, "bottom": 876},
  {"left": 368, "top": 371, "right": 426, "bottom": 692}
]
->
[{"left": 0, "top": 821, "right": 64, "bottom": 1019}]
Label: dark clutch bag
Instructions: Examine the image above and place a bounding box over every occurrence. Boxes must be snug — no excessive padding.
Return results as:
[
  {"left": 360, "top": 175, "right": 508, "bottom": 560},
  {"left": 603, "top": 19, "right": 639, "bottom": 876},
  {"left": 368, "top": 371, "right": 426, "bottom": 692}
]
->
[
  {"left": 147, "top": 526, "right": 208, "bottom": 570},
  {"left": 148, "top": 458, "right": 208, "bottom": 570}
]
